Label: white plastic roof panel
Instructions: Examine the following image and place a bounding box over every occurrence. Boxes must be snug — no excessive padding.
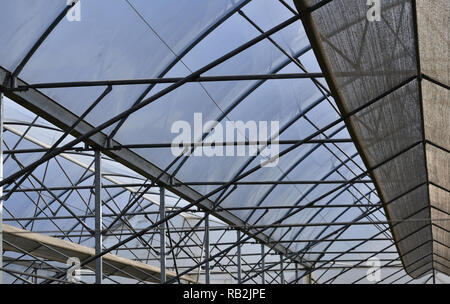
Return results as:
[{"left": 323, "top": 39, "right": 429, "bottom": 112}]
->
[{"left": 0, "top": 0, "right": 339, "bottom": 270}]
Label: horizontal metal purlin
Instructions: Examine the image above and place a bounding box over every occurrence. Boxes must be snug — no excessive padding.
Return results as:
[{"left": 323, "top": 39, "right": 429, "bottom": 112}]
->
[
  {"left": 7, "top": 73, "right": 324, "bottom": 90},
  {"left": 2, "top": 139, "right": 354, "bottom": 155}
]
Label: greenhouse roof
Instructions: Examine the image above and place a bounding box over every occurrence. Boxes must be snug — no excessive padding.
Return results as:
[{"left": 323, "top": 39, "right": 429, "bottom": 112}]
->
[{"left": 0, "top": 0, "right": 448, "bottom": 284}]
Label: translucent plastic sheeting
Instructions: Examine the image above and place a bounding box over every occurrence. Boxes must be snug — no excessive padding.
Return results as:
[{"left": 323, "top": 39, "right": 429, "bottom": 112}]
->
[
  {"left": 114, "top": 23, "right": 310, "bottom": 167},
  {"left": 0, "top": 0, "right": 390, "bottom": 271},
  {"left": 129, "top": 0, "right": 245, "bottom": 56},
  {"left": 0, "top": 0, "right": 67, "bottom": 71},
  {"left": 174, "top": 78, "right": 330, "bottom": 194},
  {"left": 174, "top": 74, "right": 340, "bottom": 205}
]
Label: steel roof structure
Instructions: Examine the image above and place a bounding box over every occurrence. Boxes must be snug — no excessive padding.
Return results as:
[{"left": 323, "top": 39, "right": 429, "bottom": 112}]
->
[{"left": 0, "top": 0, "right": 448, "bottom": 284}]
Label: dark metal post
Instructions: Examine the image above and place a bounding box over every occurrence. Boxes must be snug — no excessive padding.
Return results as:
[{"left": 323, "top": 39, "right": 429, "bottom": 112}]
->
[
  {"left": 205, "top": 213, "right": 210, "bottom": 284},
  {"left": 94, "top": 149, "right": 102, "bottom": 284},
  {"left": 261, "top": 244, "right": 265, "bottom": 284},
  {"left": 305, "top": 271, "right": 313, "bottom": 284},
  {"left": 237, "top": 231, "right": 242, "bottom": 284},
  {"left": 280, "top": 254, "right": 285, "bottom": 284},
  {"left": 159, "top": 187, "right": 166, "bottom": 283}
]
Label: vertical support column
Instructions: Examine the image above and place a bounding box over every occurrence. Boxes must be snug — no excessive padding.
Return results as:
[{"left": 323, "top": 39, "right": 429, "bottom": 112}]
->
[
  {"left": 0, "top": 92, "right": 3, "bottom": 285},
  {"left": 159, "top": 187, "right": 166, "bottom": 283},
  {"left": 305, "top": 271, "right": 313, "bottom": 284},
  {"left": 94, "top": 149, "right": 102, "bottom": 284},
  {"left": 204, "top": 213, "right": 210, "bottom": 284},
  {"left": 32, "top": 268, "right": 38, "bottom": 284},
  {"left": 261, "top": 244, "right": 265, "bottom": 284},
  {"left": 237, "top": 231, "right": 241, "bottom": 284},
  {"left": 279, "top": 254, "right": 285, "bottom": 284},
  {"left": 295, "top": 262, "right": 299, "bottom": 284}
]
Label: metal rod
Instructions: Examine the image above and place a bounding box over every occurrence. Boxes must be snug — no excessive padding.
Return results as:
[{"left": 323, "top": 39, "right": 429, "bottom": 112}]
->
[
  {"left": 89, "top": 218, "right": 443, "bottom": 231},
  {"left": 205, "top": 213, "right": 210, "bottom": 284},
  {"left": 107, "top": 255, "right": 401, "bottom": 263},
  {"left": 4, "top": 182, "right": 372, "bottom": 194},
  {"left": 3, "top": 182, "right": 160, "bottom": 193},
  {"left": 159, "top": 187, "right": 166, "bottom": 283},
  {"left": 94, "top": 149, "right": 102, "bottom": 284},
  {"left": 2, "top": 139, "right": 353, "bottom": 155},
  {"left": 0, "top": 267, "right": 73, "bottom": 284},
  {"left": 237, "top": 231, "right": 242, "bottom": 284},
  {"left": 173, "top": 180, "right": 372, "bottom": 186},
  {"left": 16, "top": 73, "right": 325, "bottom": 90},
  {"left": 2, "top": 203, "right": 380, "bottom": 213},
  {"left": 261, "top": 244, "right": 265, "bottom": 284},
  {"left": 14, "top": 70, "right": 415, "bottom": 91}
]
